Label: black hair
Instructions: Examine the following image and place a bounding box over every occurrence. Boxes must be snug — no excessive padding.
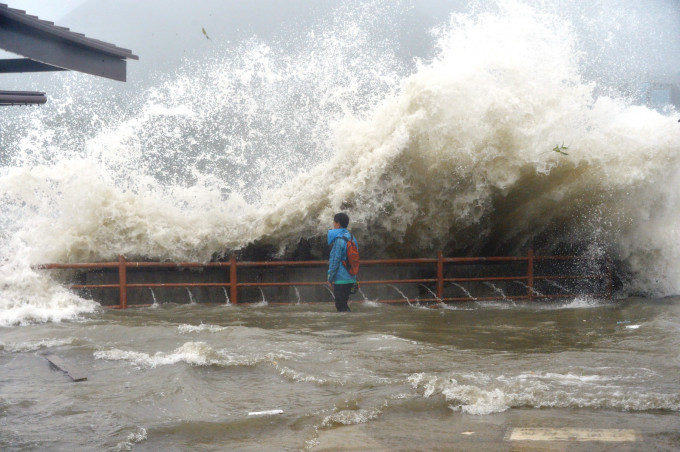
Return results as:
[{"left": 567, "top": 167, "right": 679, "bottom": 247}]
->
[{"left": 334, "top": 212, "right": 349, "bottom": 228}]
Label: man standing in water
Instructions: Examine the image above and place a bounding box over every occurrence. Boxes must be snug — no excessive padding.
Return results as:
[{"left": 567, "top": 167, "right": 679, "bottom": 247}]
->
[{"left": 327, "top": 212, "right": 358, "bottom": 312}]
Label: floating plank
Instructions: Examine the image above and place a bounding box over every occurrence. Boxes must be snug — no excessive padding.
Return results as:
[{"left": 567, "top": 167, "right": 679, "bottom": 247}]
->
[
  {"left": 508, "top": 428, "right": 639, "bottom": 442},
  {"left": 43, "top": 354, "right": 87, "bottom": 382}
]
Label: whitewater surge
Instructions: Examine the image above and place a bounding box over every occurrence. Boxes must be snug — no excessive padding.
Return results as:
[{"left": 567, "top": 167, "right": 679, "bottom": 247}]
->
[
  {"left": 253, "top": 2, "right": 680, "bottom": 293},
  {"left": 407, "top": 368, "right": 680, "bottom": 415},
  {"left": 94, "top": 341, "right": 290, "bottom": 368},
  {"left": 0, "top": 251, "right": 98, "bottom": 326},
  {"left": 1, "top": 0, "right": 680, "bottom": 327}
]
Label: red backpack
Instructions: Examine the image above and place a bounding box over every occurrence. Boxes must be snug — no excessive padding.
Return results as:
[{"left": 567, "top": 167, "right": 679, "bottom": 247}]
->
[{"left": 341, "top": 234, "right": 360, "bottom": 276}]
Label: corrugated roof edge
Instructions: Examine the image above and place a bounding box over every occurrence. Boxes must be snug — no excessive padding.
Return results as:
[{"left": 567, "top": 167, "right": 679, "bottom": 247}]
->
[{"left": 0, "top": 3, "right": 138, "bottom": 60}]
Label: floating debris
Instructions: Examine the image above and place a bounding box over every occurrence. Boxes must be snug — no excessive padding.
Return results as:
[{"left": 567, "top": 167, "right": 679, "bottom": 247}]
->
[
  {"left": 552, "top": 143, "right": 569, "bottom": 155},
  {"left": 248, "top": 409, "right": 283, "bottom": 416}
]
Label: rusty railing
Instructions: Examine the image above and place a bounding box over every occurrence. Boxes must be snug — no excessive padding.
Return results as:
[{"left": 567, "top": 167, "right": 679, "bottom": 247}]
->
[{"left": 36, "top": 250, "right": 613, "bottom": 308}]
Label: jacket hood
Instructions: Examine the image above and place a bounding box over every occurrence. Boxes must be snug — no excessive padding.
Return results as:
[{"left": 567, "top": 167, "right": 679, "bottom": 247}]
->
[{"left": 327, "top": 228, "right": 349, "bottom": 245}]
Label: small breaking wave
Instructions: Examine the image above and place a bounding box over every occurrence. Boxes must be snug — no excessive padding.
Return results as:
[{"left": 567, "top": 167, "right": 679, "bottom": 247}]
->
[
  {"left": 0, "top": 260, "right": 98, "bottom": 327},
  {"left": 94, "top": 341, "right": 287, "bottom": 368},
  {"left": 1, "top": 337, "right": 79, "bottom": 353},
  {"left": 276, "top": 365, "right": 331, "bottom": 385},
  {"left": 114, "top": 426, "right": 147, "bottom": 452},
  {"left": 177, "top": 323, "right": 228, "bottom": 334},
  {"left": 321, "top": 408, "right": 381, "bottom": 428},
  {"left": 408, "top": 369, "right": 680, "bottom": 415}
]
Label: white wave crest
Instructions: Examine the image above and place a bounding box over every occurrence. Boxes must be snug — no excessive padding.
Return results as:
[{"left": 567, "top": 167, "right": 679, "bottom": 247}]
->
[
  {"left": 408, "top": 370, "right": 680, "bottom": 414},
  {"left": 114, "top": 426, "right": 147, "bottom": 452},
  {"left": 94, "top": 341, "right": 286, "bottom": 368},
  {"left": 276, "top": 365, "right": 330, "bottom": 385},
  {"left": 2, "top": 337, "right": 78, "bottom": 353},
  {"left": 0, "top": 256, "right": 98, "bottom": 327},
  {"left": 177, "top": 323, "right": 228, "bottom": 334},
  {"left": 321, "top": 408, "right": 381, "bottom": 427}
]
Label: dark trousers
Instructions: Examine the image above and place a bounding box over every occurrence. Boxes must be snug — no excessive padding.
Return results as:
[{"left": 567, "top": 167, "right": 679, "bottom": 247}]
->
[{"left": 333, "top": 283, "right": 352, "bottom": 312}]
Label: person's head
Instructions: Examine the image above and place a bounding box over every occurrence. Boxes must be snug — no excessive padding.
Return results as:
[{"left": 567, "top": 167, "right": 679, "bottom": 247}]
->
[{"left": 333, "top": 212, "right": 349, "bottom": 229}]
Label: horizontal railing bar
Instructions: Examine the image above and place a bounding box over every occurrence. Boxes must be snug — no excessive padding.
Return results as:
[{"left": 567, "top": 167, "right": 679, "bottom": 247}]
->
[
  {"left": 127, "top": 262, "right": 230, "bottom": 268},
  {"left": 356, "top": 278, "right": 439, "bottom": 285},
  {"left": 442, "top": 256, "right": 528, "bottom": 263},
  {"left": 359, "top": 258, "right": 439, "bottom": 265},
  {"left": 36, "top": 263, "right": 120, "bottom": 269},
  {"left": 70, "top": 284, "right": 120, "bottom": 289},
  {"left": 533, "top": 255, "right": 604, "bottom": 261},
  {"left": 72, "top": 279, "right": 441, "bottom": 290},
  {"left": 444, "top": 276, "right": 528, "bottom": 282},
  {"left": 538, "top": 292, "right": 608, "bottom": 299},
  {"left": 127, "top": 283, "right": 232, "bottom": 288},
  {"left": 237, "top": 281, "right": 327, "bottom": 287},
  {"left": 234, "top": 260, "right": 325, "bottom": 267},
  {"left": 237, "top": 278, "right": 438, "bottom": 288},
  {"left": 236, "top": 258, "right": 440, "bottom": 267},
  {"left": 442, "top": 295, "right": 529, "bottom": 302}
]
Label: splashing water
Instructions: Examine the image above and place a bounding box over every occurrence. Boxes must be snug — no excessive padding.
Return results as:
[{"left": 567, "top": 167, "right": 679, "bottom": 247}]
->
[
  {"left": 449, "top": 283, "right": 477, "bottom": 301},
  {"left": 222, "top": 287, "right": 231, "bottom": 305},
  {"left": 418, "top": 284, "right": 439, "bottom": 301},
  {"left": 1, "top": 1, "right": 679, "bottom": 326},
  {"left": 514, "top": 281, "right": 543, "bottom": 297},
  {"left": 388, "top": 284, "right": 410, "bottom": 302},
  {"left": 482, "top": 282, "right": 507, "bottom": 300},
  {"left": 185, "top": 288, "right": 196, "bottom": 304},
  {"left": 149, "top": 288, "right": 159, "bottom": 307},
  {"left": 545, "top": 279, "right": 574, "bottom": 295},
  {"left": 389, "top": 284, "right": 420, "bottom": 308},
  {"left": 293, "top": 286, "right": 301, "bottom": 305},
  {"left": 359, "top": 289, "right": 368, "bottom": 301},
  {"left": 257, "top": 288, "right": 268, "bottom": 306}
]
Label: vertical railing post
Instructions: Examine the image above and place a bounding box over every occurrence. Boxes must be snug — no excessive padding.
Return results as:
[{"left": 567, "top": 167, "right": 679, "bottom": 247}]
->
[
  {"left": 118, "top": 255, "right": 127, "bottom": 309},
  {"left": 229, "top": 255, "right": 238, "bottom": 305},
  {"left": 606, "top": 256, "right": 613, "bottom": 299},
  {"left": 436, "top": 251, "right": 444, "bottom": 301},
  {"left": 527, "top": 248, "right": 534, "bottom": 301}
]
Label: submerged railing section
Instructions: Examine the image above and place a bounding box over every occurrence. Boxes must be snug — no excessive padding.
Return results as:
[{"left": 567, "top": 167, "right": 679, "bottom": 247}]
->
[{"left": 36, "top": 250, "right": 613, "bottom": 308}]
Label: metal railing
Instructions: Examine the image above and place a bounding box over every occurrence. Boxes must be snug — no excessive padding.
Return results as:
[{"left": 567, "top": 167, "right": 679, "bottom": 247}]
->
[{"left": 36, "top": 250, "right": 613, "bottom": 308}]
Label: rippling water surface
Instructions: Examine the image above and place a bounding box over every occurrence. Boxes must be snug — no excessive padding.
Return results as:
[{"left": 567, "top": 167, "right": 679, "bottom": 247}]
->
[{"left": 2, "top": 296, "right": 679, "bottom": 451}]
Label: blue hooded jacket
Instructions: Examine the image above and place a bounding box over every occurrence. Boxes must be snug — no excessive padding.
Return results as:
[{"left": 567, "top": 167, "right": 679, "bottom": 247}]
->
[{"left": 327, "top": 228, "right": 358, "bottom": 284}]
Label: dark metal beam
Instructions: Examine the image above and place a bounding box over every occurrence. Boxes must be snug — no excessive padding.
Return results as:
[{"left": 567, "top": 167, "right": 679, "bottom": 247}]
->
[
  {"left": 0, "top": 4, "right": 137, "bottom": 60},
  {"left": 0, "top": 90, "right": 46, "bottom": 106},
  {"left": 0, "top": 17, "right": 129, "bottom": 81},
  {"left": 0, "top": 4, "right": 137, "bottom": 107},
  {"left": 0, "top": 58, "right": 66, "bottom": 73}
]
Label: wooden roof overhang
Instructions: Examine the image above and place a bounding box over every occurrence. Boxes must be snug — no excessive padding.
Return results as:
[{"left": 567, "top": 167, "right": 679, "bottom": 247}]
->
[{"left": 0, "top": 3, "right": 138, "bottom": 106}]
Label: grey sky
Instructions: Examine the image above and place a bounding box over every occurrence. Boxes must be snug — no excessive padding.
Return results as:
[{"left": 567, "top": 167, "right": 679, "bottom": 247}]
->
[{"left": 1, "top": 1, "right": 678, "bottom": 91}]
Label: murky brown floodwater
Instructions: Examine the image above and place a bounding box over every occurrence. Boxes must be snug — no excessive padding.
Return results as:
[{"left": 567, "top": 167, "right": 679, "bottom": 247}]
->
[{"left": 1, "top": 296, "right": 679, "bottom": 451}]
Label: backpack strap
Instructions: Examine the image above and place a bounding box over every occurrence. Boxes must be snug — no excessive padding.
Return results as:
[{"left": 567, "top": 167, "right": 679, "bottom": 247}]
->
[{"left": 340, "top": 233, "right": 354, "bottom": 243}]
